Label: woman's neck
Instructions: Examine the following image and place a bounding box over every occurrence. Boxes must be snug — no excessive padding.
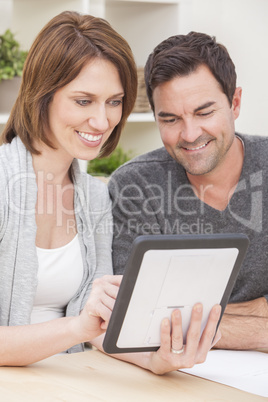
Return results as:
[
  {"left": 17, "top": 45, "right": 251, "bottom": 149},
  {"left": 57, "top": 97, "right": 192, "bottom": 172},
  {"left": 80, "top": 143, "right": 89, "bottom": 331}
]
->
[{"left": 32, "top": 142, "right": 73, "bottom": 186}]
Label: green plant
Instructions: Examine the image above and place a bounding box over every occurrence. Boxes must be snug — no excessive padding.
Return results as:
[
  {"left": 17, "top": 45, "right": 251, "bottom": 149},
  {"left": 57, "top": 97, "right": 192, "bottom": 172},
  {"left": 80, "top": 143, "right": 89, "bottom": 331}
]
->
[
  {"left": 0, "top": 29, "right": 28, "bottom": 82},
  {"left": 87, "top": 146, "right": 133, "bottom": 176}
]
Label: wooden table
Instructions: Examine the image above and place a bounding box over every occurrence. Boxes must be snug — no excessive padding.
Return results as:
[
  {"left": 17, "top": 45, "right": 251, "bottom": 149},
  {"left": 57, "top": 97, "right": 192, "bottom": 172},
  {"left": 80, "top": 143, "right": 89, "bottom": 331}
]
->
[{"left": 0, "top": 350, "right": 266, "bottom": 401}]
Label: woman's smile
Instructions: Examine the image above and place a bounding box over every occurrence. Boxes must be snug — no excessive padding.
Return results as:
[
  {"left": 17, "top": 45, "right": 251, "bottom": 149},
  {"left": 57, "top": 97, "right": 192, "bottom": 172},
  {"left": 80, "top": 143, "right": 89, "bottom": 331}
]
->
[
  {"left": 46, "top": 58, "right": 124, "bottom": 163},
  {"left": 76, "top": 130, "right": 103, "bottom": 147}
]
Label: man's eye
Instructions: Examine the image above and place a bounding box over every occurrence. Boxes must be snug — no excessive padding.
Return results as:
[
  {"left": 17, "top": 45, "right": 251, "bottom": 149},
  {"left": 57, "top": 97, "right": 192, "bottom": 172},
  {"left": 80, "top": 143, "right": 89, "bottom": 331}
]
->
[
  {"left": 76, "top": 100, "right": 91, "bottom": 106},
  {"left": 198, "top": 111, "right": 214, "bottom": 117},
  {"left": 162, "top": 118, "right": 177, "bottom": 124}
]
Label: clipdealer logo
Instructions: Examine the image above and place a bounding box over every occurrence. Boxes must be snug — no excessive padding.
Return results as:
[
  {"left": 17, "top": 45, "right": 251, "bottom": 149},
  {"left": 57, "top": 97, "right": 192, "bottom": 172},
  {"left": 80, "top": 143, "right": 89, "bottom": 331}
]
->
[
  {"left": 228, "top": 171, "right": 263, "bottom": 233},
  {"left": 111, "top": 169, "right": 264, "bottom": 235}
]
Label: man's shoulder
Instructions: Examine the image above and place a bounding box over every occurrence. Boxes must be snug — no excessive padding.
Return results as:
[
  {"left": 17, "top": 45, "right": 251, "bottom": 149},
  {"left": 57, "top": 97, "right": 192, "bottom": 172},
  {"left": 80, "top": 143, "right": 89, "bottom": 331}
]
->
[
  {"left": 240, "top": 133, "right": 268, "bottom": 167},
  {"left": 121, "top": 146, "right": 174, "bottom": 167},
  {"left": 240, "top": 133, "right": 268, "bottom": 145},
  {"left": 110, "top": 147, "right": 176, "bottom": 178}
]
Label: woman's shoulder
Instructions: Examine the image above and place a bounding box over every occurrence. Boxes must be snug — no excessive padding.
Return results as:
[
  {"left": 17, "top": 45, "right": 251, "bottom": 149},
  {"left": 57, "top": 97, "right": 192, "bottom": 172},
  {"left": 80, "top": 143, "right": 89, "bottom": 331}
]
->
[
  {"left": 78, "top": 170, "right": 111, "bottom": 210},
  {"left": 81, "top": 171, "right": 109, "bottom": 193},
  {"left": 0, "top": 139, "right": 20, "bottom": 181},
  {"left": 0, "top": 137, "right": 28, "bottom": 167}
]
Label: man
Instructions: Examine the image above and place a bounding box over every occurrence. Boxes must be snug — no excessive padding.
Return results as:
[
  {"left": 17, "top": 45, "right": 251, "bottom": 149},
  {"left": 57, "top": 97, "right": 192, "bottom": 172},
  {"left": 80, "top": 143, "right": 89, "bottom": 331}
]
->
[{"left": 108, "top": 32, "right": 268, "bottom": 350}]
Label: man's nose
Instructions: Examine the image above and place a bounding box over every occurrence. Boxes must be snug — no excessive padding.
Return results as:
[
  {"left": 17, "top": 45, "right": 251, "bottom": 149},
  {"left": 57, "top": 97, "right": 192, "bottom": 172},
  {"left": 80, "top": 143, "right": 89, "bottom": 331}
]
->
[{"left": 180, "top": 119, "right": 202, "bottom": 144}]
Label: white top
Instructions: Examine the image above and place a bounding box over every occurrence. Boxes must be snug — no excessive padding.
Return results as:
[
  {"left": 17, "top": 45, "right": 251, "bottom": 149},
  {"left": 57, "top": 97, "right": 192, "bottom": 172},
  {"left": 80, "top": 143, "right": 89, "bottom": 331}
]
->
[{"left": 31, "top": 234, "right": 84, "bottom": 324}]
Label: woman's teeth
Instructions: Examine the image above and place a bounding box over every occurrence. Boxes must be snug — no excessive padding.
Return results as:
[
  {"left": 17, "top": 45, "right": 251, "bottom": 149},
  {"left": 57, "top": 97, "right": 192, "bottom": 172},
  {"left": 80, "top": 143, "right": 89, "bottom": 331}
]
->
[{"left": 77, "top": 131, "right": 102, "bottom": 142}]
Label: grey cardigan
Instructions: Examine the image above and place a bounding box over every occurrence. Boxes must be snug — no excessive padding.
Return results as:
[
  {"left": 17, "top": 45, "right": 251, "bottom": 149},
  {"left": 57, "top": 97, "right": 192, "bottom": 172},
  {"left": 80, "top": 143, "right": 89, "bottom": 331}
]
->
[{"left": 0, "top": 137, "right": 113, "bottom": 352}]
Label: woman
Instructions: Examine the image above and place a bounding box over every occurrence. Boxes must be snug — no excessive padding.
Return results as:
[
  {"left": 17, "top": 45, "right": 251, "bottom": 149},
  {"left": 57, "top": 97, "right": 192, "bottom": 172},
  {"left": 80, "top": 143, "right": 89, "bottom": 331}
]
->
[{"left": 0, "top": 11, "right": 221, "bottom": 372}]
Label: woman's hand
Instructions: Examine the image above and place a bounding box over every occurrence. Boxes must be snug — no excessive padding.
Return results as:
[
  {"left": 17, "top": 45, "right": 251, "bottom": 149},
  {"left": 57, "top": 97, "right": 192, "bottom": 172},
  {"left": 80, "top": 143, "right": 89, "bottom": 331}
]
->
[
  {"left": 0, "top": 274, "right": 122, "bottom": 366},
  {"left": 77, "top": 275, "right": 123, "bottom": 342},
  {"left": 146, "top": 303, "right": 222, "bottom": 375}
]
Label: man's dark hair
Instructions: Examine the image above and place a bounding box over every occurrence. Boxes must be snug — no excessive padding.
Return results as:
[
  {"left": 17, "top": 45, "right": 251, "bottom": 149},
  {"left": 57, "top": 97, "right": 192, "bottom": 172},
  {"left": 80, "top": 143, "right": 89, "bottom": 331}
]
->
[{"left": 144, "top": 31, "right": 236, "bottom": 112}]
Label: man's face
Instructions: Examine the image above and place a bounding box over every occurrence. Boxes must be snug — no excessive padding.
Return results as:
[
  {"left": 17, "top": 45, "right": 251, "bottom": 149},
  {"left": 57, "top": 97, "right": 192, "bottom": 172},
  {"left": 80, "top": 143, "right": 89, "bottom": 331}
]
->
[{"left": 153, "top": 65, "right": 241, "bottom": 176}]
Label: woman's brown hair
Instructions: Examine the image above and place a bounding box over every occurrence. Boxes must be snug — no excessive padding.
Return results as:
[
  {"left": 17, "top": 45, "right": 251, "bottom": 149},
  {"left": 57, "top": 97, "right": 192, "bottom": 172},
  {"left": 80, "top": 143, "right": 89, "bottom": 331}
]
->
[{"left": 1, "top": 11, "right": 137, "bottom": 157}]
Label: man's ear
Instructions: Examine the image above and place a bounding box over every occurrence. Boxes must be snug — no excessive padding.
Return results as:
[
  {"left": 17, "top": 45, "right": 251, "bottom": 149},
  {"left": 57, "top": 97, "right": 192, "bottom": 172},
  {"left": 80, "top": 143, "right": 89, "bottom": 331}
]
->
[{"left": 232, "top": 87, "right": 242, "bottom": 120}]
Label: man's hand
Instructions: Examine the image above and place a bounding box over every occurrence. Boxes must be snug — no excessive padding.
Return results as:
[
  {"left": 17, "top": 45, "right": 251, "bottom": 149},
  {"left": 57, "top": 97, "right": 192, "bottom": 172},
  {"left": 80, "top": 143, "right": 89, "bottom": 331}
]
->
[
  {"left": 224, "top": 297, "right": 268, "bottom": 317},
  {"left": 214, "top": 297, "right": 268, "bottom": 350},
  {"left": 146, "top": 303, "right": 221, "bottom": 374},
  {"left": 92, "top": 303, "right": 222, "bottom": 375}
]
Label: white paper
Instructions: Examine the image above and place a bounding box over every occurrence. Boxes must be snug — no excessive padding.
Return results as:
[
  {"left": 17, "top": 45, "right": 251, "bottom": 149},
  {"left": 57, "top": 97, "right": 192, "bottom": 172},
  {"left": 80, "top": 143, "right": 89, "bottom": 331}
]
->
[{"left": 180, "top": 350, "right": 268, "bottom": 397}]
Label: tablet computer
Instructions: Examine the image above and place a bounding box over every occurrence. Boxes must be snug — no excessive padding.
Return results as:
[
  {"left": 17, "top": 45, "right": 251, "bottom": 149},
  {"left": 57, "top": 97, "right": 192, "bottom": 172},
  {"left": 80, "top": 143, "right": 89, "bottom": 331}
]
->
[{"left": 103, "top": 233, "right": 249, "bottom": 354}]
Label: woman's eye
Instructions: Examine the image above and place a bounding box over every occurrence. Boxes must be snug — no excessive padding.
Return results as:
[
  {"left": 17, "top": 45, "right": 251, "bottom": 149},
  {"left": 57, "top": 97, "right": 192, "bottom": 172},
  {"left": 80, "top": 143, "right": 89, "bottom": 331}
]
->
[
  {"left": 109, "top": 99, "right": 123, "bottom": 107},
  {"left": 76, "top": 99, "right": 91, "bottom": 106}
]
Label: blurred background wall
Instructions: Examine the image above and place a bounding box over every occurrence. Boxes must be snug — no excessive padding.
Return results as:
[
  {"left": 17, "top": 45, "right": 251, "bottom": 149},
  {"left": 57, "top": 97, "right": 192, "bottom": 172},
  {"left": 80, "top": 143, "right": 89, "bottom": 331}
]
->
[{"left": 0, "top": 0, "right": 267, "bottom": 157}]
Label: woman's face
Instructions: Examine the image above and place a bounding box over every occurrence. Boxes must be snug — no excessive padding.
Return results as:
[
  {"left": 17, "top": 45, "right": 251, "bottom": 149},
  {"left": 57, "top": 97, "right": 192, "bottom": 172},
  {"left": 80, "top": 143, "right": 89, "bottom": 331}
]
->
[{"left": 47, "top": 58, "right": 124, "bottom": 163}]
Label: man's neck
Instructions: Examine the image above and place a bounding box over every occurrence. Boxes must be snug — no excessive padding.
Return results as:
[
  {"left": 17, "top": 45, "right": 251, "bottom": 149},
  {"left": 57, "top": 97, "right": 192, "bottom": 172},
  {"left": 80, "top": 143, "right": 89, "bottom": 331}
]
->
[{"left": 186, "top": 136, "right": 244, "bottom": 211}]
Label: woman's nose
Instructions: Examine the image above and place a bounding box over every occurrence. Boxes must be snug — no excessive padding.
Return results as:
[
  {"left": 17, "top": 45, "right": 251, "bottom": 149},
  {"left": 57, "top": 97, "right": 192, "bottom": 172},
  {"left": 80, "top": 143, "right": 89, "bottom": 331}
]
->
[{"left": 88, "top": 105, "right": 109, "bottom": 132}]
